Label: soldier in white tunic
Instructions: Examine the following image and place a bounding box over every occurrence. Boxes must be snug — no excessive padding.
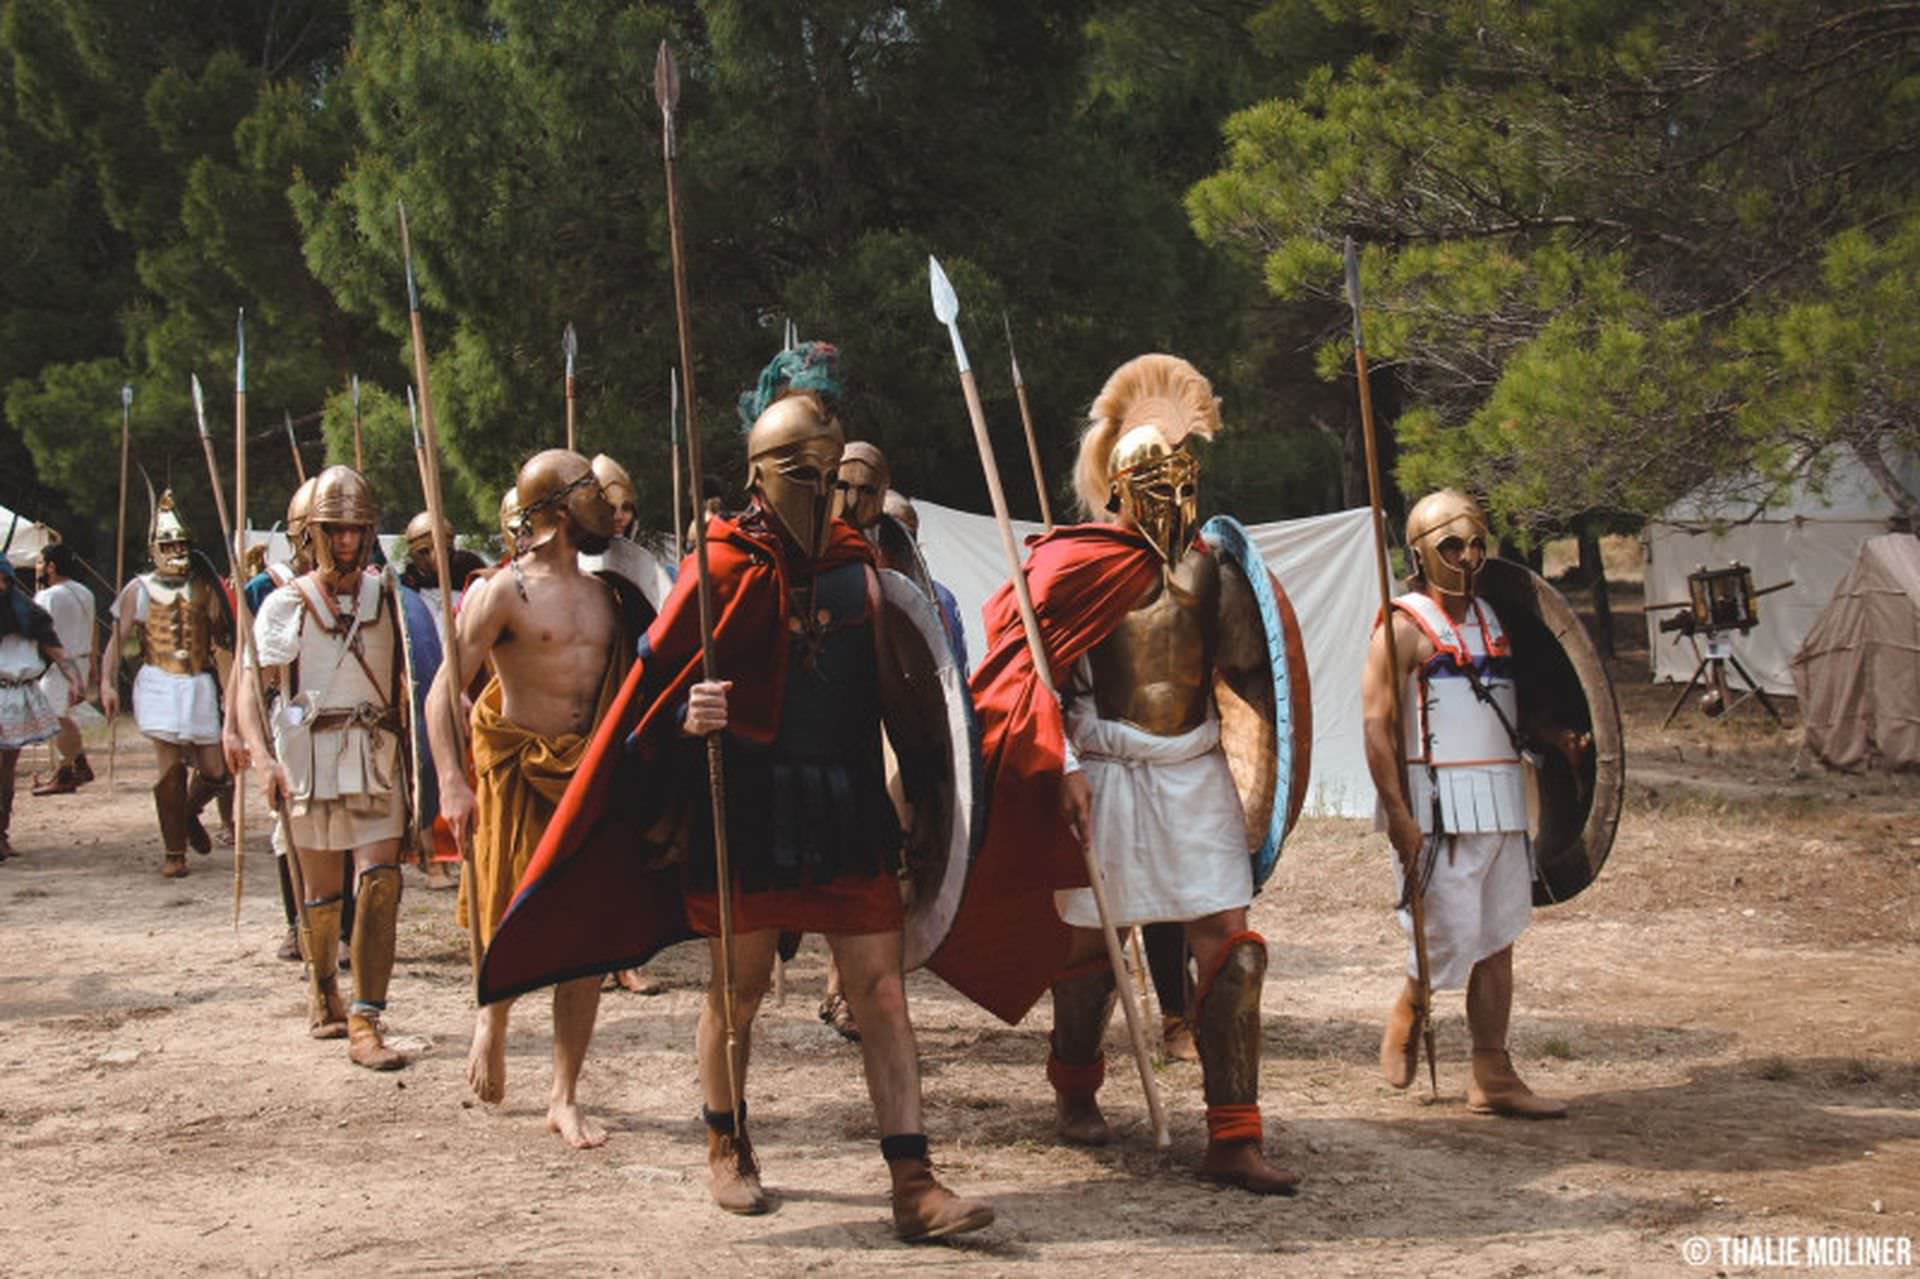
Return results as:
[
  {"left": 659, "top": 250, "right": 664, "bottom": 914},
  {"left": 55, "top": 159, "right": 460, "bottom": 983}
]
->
[
  {"left": 100, "top": 492, "right": 233, "bottom": 878},
  {"left": 1363, "top": 490, "right": 1567, "bottom": 1118},
  {"left": 237, "top": 466, "right": 413, "bottom": 1072}
]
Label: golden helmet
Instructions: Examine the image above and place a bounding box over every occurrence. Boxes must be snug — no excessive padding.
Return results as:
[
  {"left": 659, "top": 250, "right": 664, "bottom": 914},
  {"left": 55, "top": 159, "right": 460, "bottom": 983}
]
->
[
  {"left": 148, "top": 489, "right": 193, "bottom": 579},
  {"left": 307, "top": 465, "right": 379, "bottom": 575},
  {"left": 834, "top": 440, "right": 891, "bottom": 530},
  {"left": 746, "top": 393, "right": 844, "bottom": 559},
  {"left": 590, "top": 453, "right": 638, "bottom": 533},
  {"left": 404, "top": 510, "right": 451, "bottom": 565},
  {"left": 1404, "top": 489, "right": 1491, "bottom": 599},
  {"left": 515, "top": 448, "right": 613, "bottom": 553},
  {"left": 1075, "top": 354, "right": 1219, "bottom": 563}
]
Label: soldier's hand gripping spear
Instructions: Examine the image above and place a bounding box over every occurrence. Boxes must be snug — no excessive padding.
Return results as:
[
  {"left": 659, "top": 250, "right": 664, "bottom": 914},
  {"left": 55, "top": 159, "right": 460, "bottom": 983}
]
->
[
  {"left": 656, "top": 41, "right": 744, "bottom": 1140},
  {"left": 1345, "top": 236, "right": 1438, "bottom": 1096},
  {"left": 397, "top": 199, "right": 485, "bottom": 985},
  {"left": 929, "top": 256, "right": 1170, "bottom": 1149}
]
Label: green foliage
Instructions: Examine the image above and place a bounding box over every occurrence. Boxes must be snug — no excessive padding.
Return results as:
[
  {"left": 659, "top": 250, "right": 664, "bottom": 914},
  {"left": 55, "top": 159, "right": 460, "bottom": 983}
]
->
[{"left": 1191, "top": 0, "right": 1920, "bottom": 534}]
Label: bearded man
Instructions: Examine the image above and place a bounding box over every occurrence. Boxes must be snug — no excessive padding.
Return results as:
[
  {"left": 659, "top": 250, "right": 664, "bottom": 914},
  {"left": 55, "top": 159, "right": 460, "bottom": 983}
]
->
[{"left": 429, "top": 448, "right": 629, "bottom": 1149}]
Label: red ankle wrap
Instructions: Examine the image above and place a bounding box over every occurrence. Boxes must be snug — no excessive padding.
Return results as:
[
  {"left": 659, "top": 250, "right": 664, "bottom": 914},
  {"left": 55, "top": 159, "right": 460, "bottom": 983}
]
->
[
  {"left": 1206, "top": 1103, "right": 1263, "bottom": 1144},
  {"left": 1046, "top": 1049, "right": 1106, "bottom": 1097}
]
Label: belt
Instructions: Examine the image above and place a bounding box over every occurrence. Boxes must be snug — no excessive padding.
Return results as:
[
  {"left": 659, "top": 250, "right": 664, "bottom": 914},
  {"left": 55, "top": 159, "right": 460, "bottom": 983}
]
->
[
  {"left": 307, "top": 703, "right": 401, "bottom": 734},
  {"left": 0, "top": 671, "right": 47, "bottom": 689}
]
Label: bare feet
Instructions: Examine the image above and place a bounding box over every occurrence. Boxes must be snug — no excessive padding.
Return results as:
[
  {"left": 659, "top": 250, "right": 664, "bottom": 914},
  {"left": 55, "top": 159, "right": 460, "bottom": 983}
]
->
[
  {"left": 547, "top": 1098, "right": 607, "bottom": 1149},
  {"left": 614, "top": 966, "right": 665, "bottom": 995},
  {"left": 467, "top": 1010, "right": 508, "bottom": 1104}
]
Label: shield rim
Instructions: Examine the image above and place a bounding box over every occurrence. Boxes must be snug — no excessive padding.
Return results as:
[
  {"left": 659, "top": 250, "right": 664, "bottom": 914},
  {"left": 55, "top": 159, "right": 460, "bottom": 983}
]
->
[
  {"left": 878, "top": 569, "right": 985, "bottom": 969},
  {"left": 1476, "top": 557, "right": 1625, "bottom": 905}
]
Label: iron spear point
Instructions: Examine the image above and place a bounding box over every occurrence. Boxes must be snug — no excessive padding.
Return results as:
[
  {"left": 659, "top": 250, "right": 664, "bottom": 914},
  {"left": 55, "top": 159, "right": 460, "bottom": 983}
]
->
[
  {"left": 236, "top": 308, "right": 247, "bottom": 394},
  {"left": 563, "top": 321, "right": 578, "bottom": 377},
  {"left": 654, "top": 42, "right": 679, "bottom": 156},
  {"left": 191, "top": 374, "right": 208, "bottom": 437}
]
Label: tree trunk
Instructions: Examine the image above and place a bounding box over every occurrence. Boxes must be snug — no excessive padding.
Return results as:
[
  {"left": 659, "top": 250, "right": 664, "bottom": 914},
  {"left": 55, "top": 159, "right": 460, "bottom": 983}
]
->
[{"left": 1577, "top": 520, "right": 1615, "bottom": 658}]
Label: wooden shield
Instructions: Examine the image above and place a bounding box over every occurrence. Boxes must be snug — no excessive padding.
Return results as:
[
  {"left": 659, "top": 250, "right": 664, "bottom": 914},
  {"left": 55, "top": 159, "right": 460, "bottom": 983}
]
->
[
  {"left": 1201, "top": 516, "right": 1314, "bottom": 890},
  {"left": 1476, "top": 558, "right": 1625, "bottom": 905}
]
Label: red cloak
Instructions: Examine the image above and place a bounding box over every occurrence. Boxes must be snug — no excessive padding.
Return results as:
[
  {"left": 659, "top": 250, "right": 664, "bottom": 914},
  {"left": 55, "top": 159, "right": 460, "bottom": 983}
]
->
[
  {"left": 926, "top": 523, "right": 1162, "bottom": 1023},
  {"left": 476, "top": 513, "right": 873, "bottom": 1004}
]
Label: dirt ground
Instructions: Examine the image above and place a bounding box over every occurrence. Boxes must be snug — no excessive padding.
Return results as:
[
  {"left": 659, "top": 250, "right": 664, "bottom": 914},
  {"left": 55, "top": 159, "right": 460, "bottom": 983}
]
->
[{"left": 2, "top": 587, "right": 1916, "bottom": 1277}]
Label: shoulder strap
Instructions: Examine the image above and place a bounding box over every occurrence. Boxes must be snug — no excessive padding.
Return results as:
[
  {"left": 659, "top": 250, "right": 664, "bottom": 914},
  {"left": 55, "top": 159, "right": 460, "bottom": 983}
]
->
[{"left": 1390, "top": 592, "right": 1469, "bottom": 665}]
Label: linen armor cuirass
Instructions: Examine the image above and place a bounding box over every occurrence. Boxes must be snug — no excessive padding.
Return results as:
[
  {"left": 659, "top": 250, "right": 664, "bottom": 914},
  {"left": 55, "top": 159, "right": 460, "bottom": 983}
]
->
[
  {"left": 1086, "top": 548, "right": 1219, "bottom": 736},
  {"left": 139, "top": 575, "right": 215, "bottom": 677},
  {"left": 1394, "top": 590, "right": 1528, "bottom": 835}
]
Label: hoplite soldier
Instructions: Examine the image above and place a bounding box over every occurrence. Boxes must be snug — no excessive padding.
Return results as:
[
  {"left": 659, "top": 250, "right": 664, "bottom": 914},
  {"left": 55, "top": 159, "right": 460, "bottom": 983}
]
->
[
  {"left": 927, "top": 354, "right": 1312, "bottom": 1194},
  {"left": 236, "top": 466, "right": 417, "bottom": 1071},
  {"left": 400, "top": 510, "right": 487, "bottom": 646},
  {"left": 101, "top": 491, "right": 234, "bottom": 878},
  {"left": 478, "top": 344, "right": 994, "bottom": 1241},
  {"left": 1365, "top": 490, "right": 1615, "bottom": 1118}
]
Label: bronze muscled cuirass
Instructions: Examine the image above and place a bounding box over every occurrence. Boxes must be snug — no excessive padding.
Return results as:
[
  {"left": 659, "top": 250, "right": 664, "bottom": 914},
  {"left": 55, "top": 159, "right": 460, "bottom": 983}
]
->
[
  {"left": 1086, "top": 547, "right": 1219, "bottom": 736},
  {"left": 139, "top": 575, "right": 213, "bottom": 676}
]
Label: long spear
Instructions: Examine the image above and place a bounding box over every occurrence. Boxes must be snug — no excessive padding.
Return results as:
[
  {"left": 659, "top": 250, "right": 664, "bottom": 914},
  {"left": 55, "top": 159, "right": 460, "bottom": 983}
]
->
[
  {"left": 669, "top": 366, "right": 684, "bottom": 561},
  {"left": 563, "top": 322, "right": 578, "bottom": 452},
  {"left": 110, "top": 383, "right": 132, "bottom": 790},
  {"left": 1344, "top": 236, "right": 1437, "bottom": 1096},
  {"left": 656, "top": 40, "right": 744, "bottom": 1139},
  {"left": 350, "top": 374, "right": 365, "bottom": 472},
  {"left": 929, "top": 256, "right": 1168, "bottom": 1148},
  {"left": 1002, "top": 312, "right": 1053, "bottom": 531},
  {"left": 397, "top": 198, "right": 483, "bottom": 983},
  {"left": 283, "top": 410, "right": 307, "bottom": 484},
  {"left": 232, "top": 315, "right": 251, "bottom": 930},
  {"left": 190, "top": 374, "right": 236, "bottom": 578}
]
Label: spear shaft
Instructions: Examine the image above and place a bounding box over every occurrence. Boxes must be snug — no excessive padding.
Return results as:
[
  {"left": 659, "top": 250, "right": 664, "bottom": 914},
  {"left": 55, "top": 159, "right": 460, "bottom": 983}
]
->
[
  {"left": 350, "top": 374, "right": 365, "bottom": 472},
  {"left": 657, "top": 40, "right": 743, "bottom": 1139},
  {"left": 398, "top": 199, "right": 483, "bottom": 982},
  {"left": 1003, "top": 313, "right": 1053, "bottom": 530},
  {"left": 190, "top": 375, "right": 236, "bottom": 579},
  {"left": 930, "top": 256, "right": 1168, "bottom": 1148},
  {"left": 1345, "top": 237, "right": 1437, "bottom": 1096},
  {"left": 284, "top": 411, "right": 307, "bottom": 484},
  {"left": 669, "top": 367, "right": 684, "bottom": 562},
  {"left": 233, "top": 316, "right": 250, "bottom": 930},
  {"left": 111, "top": 384, "right": 131, "bottom": 790}
]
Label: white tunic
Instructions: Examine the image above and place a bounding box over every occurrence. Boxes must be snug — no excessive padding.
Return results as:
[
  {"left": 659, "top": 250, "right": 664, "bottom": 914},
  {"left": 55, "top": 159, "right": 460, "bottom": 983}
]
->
[
  {"left": 0, "top": 633, "right": 59, "bottom": 749},
  {"left": 1054, "top": 700, "right": 1253, "bottom": 929},
  {"left": 35, "top": 580, "right": 93, "bottom": 710}
]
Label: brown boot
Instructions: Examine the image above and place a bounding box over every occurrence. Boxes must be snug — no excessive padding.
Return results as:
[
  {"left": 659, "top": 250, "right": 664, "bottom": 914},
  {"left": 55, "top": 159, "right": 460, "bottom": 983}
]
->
[
  {"left": 1380, "top": 980, "right": 1421, "bottom": 1089},
  {"left": 1049, "top": 960, "right": 1116, "bottom": 1146},
  {"left": 706, "top": 1126, "right": 770, "bottom": 1215},
  {"left": 160, "top": 853, "right": 189, "bottom": 878},
  {"left": 73, "top": 753, "right": 94, "bottom": 785},
  {"left": 347, "top": 1013, "right": 407, "bottom": 1070},
  {"left": 1467, "top": 1051, "right": 1568, "bottom": 1119},
  {"left": 888, "top": 1154, "right": 994, "bottom": 1242},
  {"left": 1200, "top": 1139, "right": 1301, "bottom": 1196},
  {"left": 301, "top": 898, "right": 348, "bottom": 1040},
  {"left": 1162, "top": 1012, "right": 1199, "bottom": 1063}
]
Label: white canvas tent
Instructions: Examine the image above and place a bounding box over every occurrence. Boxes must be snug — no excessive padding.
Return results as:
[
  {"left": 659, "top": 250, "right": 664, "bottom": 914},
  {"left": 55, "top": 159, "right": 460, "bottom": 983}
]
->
[
  {"left": 1644, "top": 451, "right": 1919, "bottom": 694},
  {"left": 908, "top": 500, "right": 1378, "bottom": 817},
  {"left": 0, "top": 500, "right": 61, "bottom": 569}
]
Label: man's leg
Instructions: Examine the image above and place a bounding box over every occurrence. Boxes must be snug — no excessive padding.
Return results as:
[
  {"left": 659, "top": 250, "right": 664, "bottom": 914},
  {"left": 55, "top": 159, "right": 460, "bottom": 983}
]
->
[
  {"left": 1048, "top": 925, "right": 1115, "bottom": 1144},
  {"left": 547, "top": 976, "right": 606, "bottom": 1148},
  {"left": 1186, "top": 908, "right": 1299, "bottom": 1195},
  {"left": 151, "top": 741, "right": 191, "bottom": 877},
  {"left": 1144, "top": 921, "right": 1197, "bottom": 1062},
  {"left": 345, "top": 840, "right": 407, "bottom": 1071},
  {"left": 274, "top": 840, "right": 301, "bottom": 960},
  {"left": 467, "top": 996, "right": 513, "bottom": 1105},
  {"left": 31, "top": 717, "right": 83, "bottom": 794},
  {"left": 1464, "top": 945, "right": 1566, "bottom": 1118},
  {"left": 818, "top": 950, "right": 860, "bottom": 1042},
  {"left": 828, "top": 929, "right": 993, "bottom": 1242},
  {"left": 293, "top": 845, "right": 349, "bottom": 1039},
  {"left": 183, "top": 742, "right": 230, "bottom": 854},
  {"left": 0, "top": 747, "right": 17, "bottom": 857},
  {"left": 698, "top": 929, "right": 779, "bottom": 1214}
]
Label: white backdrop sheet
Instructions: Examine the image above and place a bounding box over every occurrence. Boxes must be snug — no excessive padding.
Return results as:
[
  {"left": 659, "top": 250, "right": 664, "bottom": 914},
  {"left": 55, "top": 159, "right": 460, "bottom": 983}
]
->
[{"left": 909, "top": 501, "right": 1377, "bottom": 817}]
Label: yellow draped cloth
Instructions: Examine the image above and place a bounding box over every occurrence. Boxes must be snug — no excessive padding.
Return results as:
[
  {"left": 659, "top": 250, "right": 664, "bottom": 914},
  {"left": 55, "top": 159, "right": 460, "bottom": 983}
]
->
[{"left": 456, "top": 647, "right": 625, "bottom": 946}]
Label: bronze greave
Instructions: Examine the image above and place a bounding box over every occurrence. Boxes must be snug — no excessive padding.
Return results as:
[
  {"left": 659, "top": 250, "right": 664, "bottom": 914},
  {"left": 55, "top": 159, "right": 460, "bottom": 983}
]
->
[
  {"left": 350, "top": 866, "right": 402, "bottom": 1016},
  {"left": 1195, "top": 935, "right": 1268, "bottom": 1107},
  {"left": 1049, "top": 961, "right": 1118, "bottom": 1069}
]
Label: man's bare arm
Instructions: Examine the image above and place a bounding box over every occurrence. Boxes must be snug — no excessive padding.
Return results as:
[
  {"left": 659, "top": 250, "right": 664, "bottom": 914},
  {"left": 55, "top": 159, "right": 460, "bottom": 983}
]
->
[
  {"left": 98, "top": 582, "right": 137, "bottom": 719},
  {"left": 427, "top": 571, "right": 510, "bottom": 854},
  {"left": 1362, "top": 611, "right": 1425, "bottom": 866}
]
